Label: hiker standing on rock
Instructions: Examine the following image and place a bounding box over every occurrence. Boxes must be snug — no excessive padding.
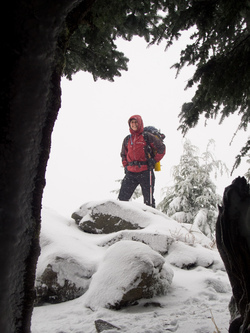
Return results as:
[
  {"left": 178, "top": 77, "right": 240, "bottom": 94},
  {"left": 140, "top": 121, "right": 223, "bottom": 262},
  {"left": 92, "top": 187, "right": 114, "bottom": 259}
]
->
[{"left": 118, "top": 115, "right": 165, "bottom": 208}]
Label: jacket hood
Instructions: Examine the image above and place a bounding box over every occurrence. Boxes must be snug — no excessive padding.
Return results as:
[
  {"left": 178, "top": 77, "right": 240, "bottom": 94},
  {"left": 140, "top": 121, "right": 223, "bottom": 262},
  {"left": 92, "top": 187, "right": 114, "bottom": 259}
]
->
[{"left": 128, "top": 115, "right": 144, "bottom": 134}]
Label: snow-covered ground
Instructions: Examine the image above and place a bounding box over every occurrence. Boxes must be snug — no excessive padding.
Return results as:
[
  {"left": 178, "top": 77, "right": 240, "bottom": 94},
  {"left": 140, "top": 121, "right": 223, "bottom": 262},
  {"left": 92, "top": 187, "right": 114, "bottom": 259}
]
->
[{"left": 31, "top": 202, "right": 232, "bottom": 333}]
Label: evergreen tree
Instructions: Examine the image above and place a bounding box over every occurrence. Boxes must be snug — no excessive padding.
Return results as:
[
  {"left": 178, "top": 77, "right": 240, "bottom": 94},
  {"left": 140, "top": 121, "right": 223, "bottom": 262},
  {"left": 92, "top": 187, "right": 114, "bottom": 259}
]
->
[
  {"left": 158, "top": 139, "right": 227, "bottom": 239},
  {"left": 63, "top": 0, "right": 250, "bottom": 162},
  {"left": 152, "top": 0, "right": 250, "bottom": 163},
  {"left": 63, "top": 0, "right": 167, "bottom": 81}
]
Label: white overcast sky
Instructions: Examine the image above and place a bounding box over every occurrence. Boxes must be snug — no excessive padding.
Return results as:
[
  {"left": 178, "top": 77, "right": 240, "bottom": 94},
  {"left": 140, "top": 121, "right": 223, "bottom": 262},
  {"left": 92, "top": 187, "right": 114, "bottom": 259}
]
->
[{"left": 42, "top": 35, "right": 249, "bottom": 217}]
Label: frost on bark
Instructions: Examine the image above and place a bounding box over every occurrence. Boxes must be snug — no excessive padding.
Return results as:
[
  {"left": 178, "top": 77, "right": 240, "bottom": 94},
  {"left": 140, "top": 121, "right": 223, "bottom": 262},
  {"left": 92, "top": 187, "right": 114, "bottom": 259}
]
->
[{"left": 216, "top": 177, "right": 250, "bottom": 333}]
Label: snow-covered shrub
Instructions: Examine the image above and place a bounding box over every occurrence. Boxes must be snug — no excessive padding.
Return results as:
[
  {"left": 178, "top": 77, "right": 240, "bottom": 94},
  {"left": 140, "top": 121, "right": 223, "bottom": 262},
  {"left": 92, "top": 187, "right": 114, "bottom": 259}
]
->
[{"left": 158, "top": 139, "right": 227, "bottom": 239}]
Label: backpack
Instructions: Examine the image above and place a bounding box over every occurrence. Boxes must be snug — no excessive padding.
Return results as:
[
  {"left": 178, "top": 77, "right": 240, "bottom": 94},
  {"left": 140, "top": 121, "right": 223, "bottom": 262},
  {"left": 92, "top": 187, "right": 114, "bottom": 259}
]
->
[
  {"left": 143, "top": 126, "right": 165, "bottom": 171},
  {"left": 143, "top": 126, "right": 165, "bottom": 142}
]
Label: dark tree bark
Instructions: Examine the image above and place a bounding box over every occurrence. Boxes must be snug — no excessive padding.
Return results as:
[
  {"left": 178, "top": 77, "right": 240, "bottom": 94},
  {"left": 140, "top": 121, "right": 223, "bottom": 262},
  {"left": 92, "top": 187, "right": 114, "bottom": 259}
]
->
[
  {"left": 0, "top": 1, "right": 89, "bottom": 332},
  {"left": 216, "top": 177, "right": 250, "bottom": 333}
]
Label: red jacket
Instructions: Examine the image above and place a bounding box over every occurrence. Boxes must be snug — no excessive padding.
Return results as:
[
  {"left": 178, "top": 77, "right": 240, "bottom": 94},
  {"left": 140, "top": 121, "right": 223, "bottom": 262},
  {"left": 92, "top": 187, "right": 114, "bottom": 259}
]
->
[{"left": 121, "top": 115, "right": 166, "bottom": 173}]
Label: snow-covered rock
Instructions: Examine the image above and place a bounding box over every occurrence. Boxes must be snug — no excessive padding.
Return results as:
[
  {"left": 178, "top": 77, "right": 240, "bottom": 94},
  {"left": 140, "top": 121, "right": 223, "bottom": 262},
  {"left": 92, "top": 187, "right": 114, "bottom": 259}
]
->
[
  {"left": 35, "top": 208, "right": 104, "bottom": 304},
  {"left": 35, "top": 256, "right": 91, "bottom": 305},
  {"left": 72, "top": 200, "right": 213, "bottom": 248},
  {"left": 32, "top": 203, "right": 232, "bottom": 333},
  {"left": 98, "top": 230, "right": 173, "bottom": 255},
  {"left": 167, "top": 241, "right": 215, "bottom": 269},
  {"left": 35, "top": 200, "right": 222, "bottom": 306},
  {"left": 71, "top": 200, "right": 152, "bottom": 233},
  {"left": 83, "top": 240, "right": 174, "bottom": 310}
]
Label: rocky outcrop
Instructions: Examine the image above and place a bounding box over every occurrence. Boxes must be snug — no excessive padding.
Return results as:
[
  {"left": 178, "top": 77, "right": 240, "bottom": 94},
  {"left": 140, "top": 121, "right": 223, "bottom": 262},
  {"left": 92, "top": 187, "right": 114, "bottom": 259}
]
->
[{"left": 35, "top": 201, "right": 219, "bottom": 307}]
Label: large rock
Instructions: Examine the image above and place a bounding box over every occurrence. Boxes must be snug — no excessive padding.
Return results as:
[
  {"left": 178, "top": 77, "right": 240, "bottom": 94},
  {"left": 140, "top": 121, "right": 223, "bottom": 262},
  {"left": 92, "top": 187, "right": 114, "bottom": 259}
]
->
[
  {"left": 84, "top": 240, "right": 174, "bottom": 310},
  {"left": 98, "top": 231, "right": 173, "bottom": 256},
  {"left": 71, "top": 200, "right": 213, "bottom": 251},
  {"left": 167, "top": 241, "right": 215, "bottom": 269},
  {"left": 71, "top": 200, "right": 148, "bottom": 234},
  {"left": 35, "top": 257, "right": 92, "bottom": 305},
  {"left": 35, "top": 208, "right": 101, "bottom": 305}
]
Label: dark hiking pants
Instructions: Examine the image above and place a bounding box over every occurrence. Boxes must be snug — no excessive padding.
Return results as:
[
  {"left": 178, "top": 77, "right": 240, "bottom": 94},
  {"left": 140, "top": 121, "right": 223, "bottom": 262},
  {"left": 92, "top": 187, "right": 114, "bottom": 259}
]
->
[{"left": 118, "top": 169, "right": 155, "bottom": 207}]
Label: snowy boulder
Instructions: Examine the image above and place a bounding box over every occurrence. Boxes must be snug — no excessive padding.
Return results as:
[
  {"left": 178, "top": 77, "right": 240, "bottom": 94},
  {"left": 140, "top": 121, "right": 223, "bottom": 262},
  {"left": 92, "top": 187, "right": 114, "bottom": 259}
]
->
[
  {"left": 35, "top": 257, "right": 91, "bottom": 305},
  {"left": 71, "top": 200, "right": 151, "bottom": 234},
  {"left": 84, "top": 240, "right": 174, "bottom": 310},
  {"left": 71, "top": 200, "right": 213, "bottom": 251},
  {"left": 167, "top": 241, "right": 215, "bottom": 269},
  {"left": 35, "top": 208, "right": 104, "bottom": 305},
  {"left": 98, "top": 231, "right": 173, "bottom": 255}
]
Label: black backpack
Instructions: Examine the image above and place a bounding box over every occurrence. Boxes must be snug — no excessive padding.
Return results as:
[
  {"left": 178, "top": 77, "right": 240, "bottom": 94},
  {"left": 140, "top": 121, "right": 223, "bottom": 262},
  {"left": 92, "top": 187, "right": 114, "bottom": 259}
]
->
[
  {"left": 143, "top": 126, "right": 165, "bottom": 142},
  {"left": 142, "top": 126, "right": 165, "bottom": 158}
]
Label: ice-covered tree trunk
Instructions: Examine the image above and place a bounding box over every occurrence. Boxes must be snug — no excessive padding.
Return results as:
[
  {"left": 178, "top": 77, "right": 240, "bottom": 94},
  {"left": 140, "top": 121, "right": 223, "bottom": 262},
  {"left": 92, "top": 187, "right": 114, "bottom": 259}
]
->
[
  {"left": 216, "top": 177, "right": 250, "bottom": 333},
  {"left": 0, "top": 1, "right": 83, "bottom": 332}
]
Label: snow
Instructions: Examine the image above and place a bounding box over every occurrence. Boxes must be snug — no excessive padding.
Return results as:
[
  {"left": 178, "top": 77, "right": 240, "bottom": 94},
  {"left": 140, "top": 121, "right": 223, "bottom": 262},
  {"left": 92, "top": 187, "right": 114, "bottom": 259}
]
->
[
  {"left": 37, "top": 207, "right": 103, "bottom": 289},
  {"left": 31, "top": 202, "right": 232, "bottom": 333},
  {"left": 83, "top": 240, "right": 173, "bottom": 310}
]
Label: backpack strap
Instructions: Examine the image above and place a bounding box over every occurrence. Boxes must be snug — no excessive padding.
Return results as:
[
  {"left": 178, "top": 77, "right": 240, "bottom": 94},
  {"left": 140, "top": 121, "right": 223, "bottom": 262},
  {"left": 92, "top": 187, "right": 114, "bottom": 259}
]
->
[
  {"left": 142, "top": 131, "right": 149, "bottom": 144},
  {"left": 124, "top": 134, "right": 130, "bottom": 147}
]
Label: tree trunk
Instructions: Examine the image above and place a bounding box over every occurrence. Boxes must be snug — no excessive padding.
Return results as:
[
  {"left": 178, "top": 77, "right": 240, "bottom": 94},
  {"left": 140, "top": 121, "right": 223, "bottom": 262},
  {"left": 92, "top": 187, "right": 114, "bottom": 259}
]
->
[
  {"left": 0, "top": 1, "right": 82, "bottom": 332},
  {"left": 216, "top": 177, "right": 250, "bottom": 333}
]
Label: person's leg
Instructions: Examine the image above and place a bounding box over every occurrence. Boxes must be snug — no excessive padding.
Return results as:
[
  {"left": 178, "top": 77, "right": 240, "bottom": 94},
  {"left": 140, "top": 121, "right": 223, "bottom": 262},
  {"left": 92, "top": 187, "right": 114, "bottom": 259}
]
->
[
  {"left": 140, "top": 169, "right": 155, "bottom": 207},
  {"left": 118, "top": 171, "right": 139, "bottom": 201}
]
